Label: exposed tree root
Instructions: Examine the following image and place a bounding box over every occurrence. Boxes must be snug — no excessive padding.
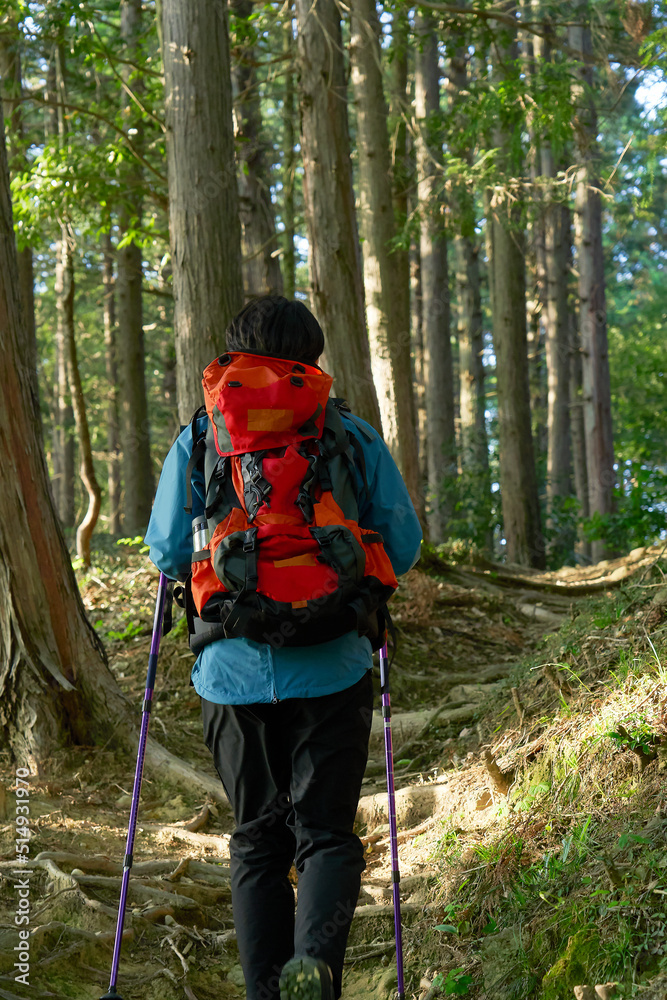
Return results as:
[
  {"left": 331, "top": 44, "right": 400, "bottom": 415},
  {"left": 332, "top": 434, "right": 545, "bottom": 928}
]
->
[
  {"left": 144, "top": 736, "right": 229, "bottom": 807},
  {"left": 136, "top": 822, "right": 231, "bottom": 854}
]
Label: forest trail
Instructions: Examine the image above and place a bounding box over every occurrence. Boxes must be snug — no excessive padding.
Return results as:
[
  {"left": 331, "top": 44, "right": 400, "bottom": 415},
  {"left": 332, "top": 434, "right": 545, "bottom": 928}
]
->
[{"left": 1, "top": 542, "right": 666, "bottom": 1000}]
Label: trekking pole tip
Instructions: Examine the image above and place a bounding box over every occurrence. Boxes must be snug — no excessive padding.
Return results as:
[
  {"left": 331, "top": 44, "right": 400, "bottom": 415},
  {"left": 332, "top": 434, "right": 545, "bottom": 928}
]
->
[{"left": 100, "top": 989, "right": 124, "bottom": 1000}]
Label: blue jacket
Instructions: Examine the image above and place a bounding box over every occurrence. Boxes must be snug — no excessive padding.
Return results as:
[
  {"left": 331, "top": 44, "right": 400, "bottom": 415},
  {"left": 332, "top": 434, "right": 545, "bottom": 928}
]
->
[{"left": 145, "top": 411, "right": 422, "bottom": 704}]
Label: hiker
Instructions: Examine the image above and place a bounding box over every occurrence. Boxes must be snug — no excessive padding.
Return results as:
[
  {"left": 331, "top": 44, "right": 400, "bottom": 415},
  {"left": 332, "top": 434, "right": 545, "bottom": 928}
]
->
[{"left": 145, "top": 296, "right": 422, "bottom": 1000}]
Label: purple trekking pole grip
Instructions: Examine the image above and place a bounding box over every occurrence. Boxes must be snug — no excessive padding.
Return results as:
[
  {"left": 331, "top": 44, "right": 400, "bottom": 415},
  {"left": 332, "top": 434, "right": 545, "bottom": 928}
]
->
[
  {"left": 101, "top": 571, "right": 170, "bottom": 1000},
  {"left": 380, "top": 641, "right": 405, "bottom": 999}
]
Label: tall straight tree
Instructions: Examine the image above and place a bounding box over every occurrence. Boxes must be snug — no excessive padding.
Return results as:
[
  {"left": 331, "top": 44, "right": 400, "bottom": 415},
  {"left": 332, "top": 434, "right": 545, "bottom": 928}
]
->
[
  {"left": 102, "top": 234, "right": 122, "bottom": 535},
  {"left": 447, "top": 12, "right": 490, "bottom": 537},
  {"left": 531, "top": 6, "right": 573, "bottom": 554},
  {"left": 569, "top": 3, "right": 615, "bottom": 561},
  {"left": 488, "top": 4, "right": 545, "bottom": 567},
  {"left": 349, "top": 0, "right": 418, "bottom": 504},
  {"left": 0, "top": 14, "right": 38, "bottom": 414},
  {"left": 48, "top": 54, "right": 75, "bottom": 529},
  {"left": 295, "top": 0, "right": 380, "bottom": 430},
  {"left": 282, "top": 14, "right": 297, "bottom": 300},
  {"left": 230, "top": 0, "right": 283, "bottom": 298},
  {"left": 415, "top": 11, "right": 456, "bottom": 542},
  {"left": 161, "top": 0, "right": 244, "bottom": 423},
  {"left": 117, "top": 0, "right": 153, "bottom": 532}
]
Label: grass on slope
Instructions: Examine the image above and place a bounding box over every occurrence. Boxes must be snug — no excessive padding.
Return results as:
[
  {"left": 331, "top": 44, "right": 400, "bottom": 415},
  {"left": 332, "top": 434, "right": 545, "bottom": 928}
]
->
[{"left": 418, "top": 557, "right": 667, "bottom": 1000}]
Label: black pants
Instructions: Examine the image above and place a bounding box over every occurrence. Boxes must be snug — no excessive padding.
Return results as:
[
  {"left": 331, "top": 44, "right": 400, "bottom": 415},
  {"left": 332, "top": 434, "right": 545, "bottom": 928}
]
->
[{"left": 201, "top": 671, "right": 374, "bottom": 1000}]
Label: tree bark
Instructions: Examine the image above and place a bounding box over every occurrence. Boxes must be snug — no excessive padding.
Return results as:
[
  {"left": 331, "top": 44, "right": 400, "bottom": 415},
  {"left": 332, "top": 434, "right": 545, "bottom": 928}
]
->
[
  {"left": 161, "top": 0, "right": 244, "bottom": 424},
  {"left": 415, "top": 11, "right": 456, "bottom": 543},
  {"left": 58, "top": 227, "right": 102, "bottom": 567},
  {"left": 569, "top": 305, "right": 591, "bottom": 560},
  {"left": 102, "top": 235, "right": 122, "bottom": 536},
  {"left": 410, "top": 237, "right": 427, "bottom": 492},
  {"left": 531, "top": 9, "right": 573, "bottom": 556},
  {"left": 488, "top": 4, "right": 545, "bottom": 568},
  {"left": 569, "top": 5, "right": 615, "bottom": 561},
  {"left": 295, "top": 0, "right": 380, "bottom": 430},
  {"left": 447, "top": 19, "right": 490, "bottom": 540},
  {"left": 48, "top": 55, "right": 76, "bottom": 530},
  {"left": 117, "top": 0, "right": 154, "bottom": 534},
  {"left": 230, "top": 0, "right": 283, "bottom": 298},
  {"left": 349, "top": 0, "right": 418, "bottom": 505},
  {"left": 0, "top": 16, "right": 38, "bottom": 419},
  {"left": 282, "top": 14, "right": 297, "bottom": 301},
  {"left": 544, "top": 178, "right": 574, "bottom": 541}
]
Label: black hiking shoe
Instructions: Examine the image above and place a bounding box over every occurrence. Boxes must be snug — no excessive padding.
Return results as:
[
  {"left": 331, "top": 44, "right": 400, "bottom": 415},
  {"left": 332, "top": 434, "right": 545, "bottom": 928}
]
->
[{"left": 279, "top": 956, "right": 335, "bottom": 1000}]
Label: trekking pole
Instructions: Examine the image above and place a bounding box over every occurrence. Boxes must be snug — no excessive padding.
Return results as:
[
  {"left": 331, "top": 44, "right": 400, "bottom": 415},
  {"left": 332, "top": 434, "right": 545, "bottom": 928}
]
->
[
  {"left": 379, "top": 641, "right": 405, "bottom": 1000},
  {"left": 101, "top": 571, "right": 171, "bottom": 1000}
]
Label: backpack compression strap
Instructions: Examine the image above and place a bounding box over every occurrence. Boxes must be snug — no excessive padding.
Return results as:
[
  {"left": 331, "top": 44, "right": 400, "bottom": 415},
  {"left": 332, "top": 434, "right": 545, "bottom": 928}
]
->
[{"left": 184, "top": 405, "right": 207, "bottom": 514}]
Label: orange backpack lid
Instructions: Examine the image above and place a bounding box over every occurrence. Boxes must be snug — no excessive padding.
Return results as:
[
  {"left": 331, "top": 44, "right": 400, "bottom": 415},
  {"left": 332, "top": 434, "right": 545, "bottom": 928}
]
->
[{"left": 202, "top": 351, "right": 334, "bottom": 457}]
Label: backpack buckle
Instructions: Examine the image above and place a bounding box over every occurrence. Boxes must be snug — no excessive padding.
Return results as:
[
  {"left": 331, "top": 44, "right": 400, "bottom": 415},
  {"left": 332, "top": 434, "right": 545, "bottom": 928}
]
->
[{"left": 243, "top": 527, "right": 258, "bottom": 553}]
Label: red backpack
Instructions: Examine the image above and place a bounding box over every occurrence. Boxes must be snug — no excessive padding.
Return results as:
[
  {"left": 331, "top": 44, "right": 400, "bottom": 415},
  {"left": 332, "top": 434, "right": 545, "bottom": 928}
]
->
[{"left": 181, "top": 351, "right": 397, "bottom": 652}]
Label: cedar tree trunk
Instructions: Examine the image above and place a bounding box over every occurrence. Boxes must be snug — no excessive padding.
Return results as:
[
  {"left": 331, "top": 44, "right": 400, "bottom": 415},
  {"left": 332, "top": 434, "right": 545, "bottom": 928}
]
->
[
  {"left": 415, "top": 11, "right": 456, "bottom": 542},
  {"left": 117, "top": 0, "right": 154, "bottom": 533},
  {"left": 570, "top": 6, "right": 615, "bottom": 561},
  {"left": 349, "top": 0, "right": 418, "bottom": 505},
  {"left": 231, "top": 0, "right": 283, "bottom": 298},
  {"left": 103, "top": 234, "right": 122, "bottom": 536},
  {"left": 161, "top": 0, "right": 244, "bottom": 424},
  {"left": 489, "top": 4, "right": 545, "bottom": 568},
  {"left": 295, "top": 0, "right": 381, "bottom": 430}
]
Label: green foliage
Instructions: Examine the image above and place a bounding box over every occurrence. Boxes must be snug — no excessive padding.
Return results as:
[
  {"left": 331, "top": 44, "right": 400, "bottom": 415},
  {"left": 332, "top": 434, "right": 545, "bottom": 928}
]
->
[
  {"left": 608, "top": 718, "right": 659, "bottom": 756},
  {"left": 582, "top": 465, "right": 667, "bottom": 552},
  {"left": 429, "top": 968, "right": 474, "bottom": 996}
]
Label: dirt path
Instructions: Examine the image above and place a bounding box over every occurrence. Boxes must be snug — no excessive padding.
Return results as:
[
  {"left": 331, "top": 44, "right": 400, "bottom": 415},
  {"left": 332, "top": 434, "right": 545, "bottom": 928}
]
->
[{"left": 0, "top": 542, "right": 664, "bottom": 1000}]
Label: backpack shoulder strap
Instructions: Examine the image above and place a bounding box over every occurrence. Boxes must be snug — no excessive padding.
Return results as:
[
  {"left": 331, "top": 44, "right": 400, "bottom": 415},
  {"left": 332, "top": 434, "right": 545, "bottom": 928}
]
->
[
  {"left": 184, "top": 404, "right": 207, "bottom": 514},
  {"left": 326, "top": 400, "right": 371, "bottom": 504}
]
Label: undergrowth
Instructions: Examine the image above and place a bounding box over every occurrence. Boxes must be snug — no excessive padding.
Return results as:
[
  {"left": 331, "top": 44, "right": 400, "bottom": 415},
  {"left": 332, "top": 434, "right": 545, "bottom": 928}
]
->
[{"left": 426, "top": 559, "right": 667, "bottom": 999}]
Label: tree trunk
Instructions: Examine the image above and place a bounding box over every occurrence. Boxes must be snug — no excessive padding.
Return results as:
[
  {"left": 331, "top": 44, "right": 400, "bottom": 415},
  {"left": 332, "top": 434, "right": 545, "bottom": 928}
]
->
[
  {"left": 489, "top": 4, "right": 544, "bottom": 568},
  {"left": 388, "top": 7, "right": 411, "bottom": 367},
  {"left": 48, "top": 55, "right": 76, "bottom": 529},
  {"left": 161, "top": 0, "right": 244, "bottom": 424},
  {"left": 0, "top": 14, "right": 38, "bottom": 417},
  {"left": 102, "top": 234, "right": 122, "bottom": 536},
  {"left": 415, "top": 11, "right": 456, "bottom": 543},
  {"left": 525, "top": 266, "right": 547, "bottom": 472},
  {"left": 544, "top": 172, "right": 574, "bottom": 534},
  {"left": 282, "top": 14, "right": 296, "bottom": 301},
  {"left": 569, "top": 305, "right": 591, "bottom": 561},
  {"left": 116, "top": 0, "right": 154, "bottom": 534},
  {"left": 58, "top": 227, "right": 102, "bottom": 567},
  {"left": 569, "top": 5, "right": 615, "bottom": 561},
  {"left": 349, "top": 0, "right": 418, "bottom": 505},
  {"left": 230, "top": 0, "right": 283, "bottom": 298},
  {"left": 0, "top": 116, "right": 230, "bottom": 805},
  {"left": 294, "top": 0, "right": 380, "bottom": 430},
  {"left": 410, "top": 237, "right": 427, "bottom": 493},
  {"left": 531, "top": 11, "right": 573, "bottom": 557},
  {"left": 447, "top": 20, "right": 490, "bottom": 543}
]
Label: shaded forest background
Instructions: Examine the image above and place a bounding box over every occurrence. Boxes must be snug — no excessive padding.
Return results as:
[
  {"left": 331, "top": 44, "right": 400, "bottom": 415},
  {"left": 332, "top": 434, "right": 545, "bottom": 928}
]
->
[{"left": 1, "top": 0, "right": 667, "bottom": 573}]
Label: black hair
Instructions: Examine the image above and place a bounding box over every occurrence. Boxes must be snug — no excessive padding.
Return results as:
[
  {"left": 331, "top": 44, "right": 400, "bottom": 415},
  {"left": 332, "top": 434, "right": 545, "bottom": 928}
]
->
[{"left": 225, "top": 295, "right": 325, "bottom": 364}]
